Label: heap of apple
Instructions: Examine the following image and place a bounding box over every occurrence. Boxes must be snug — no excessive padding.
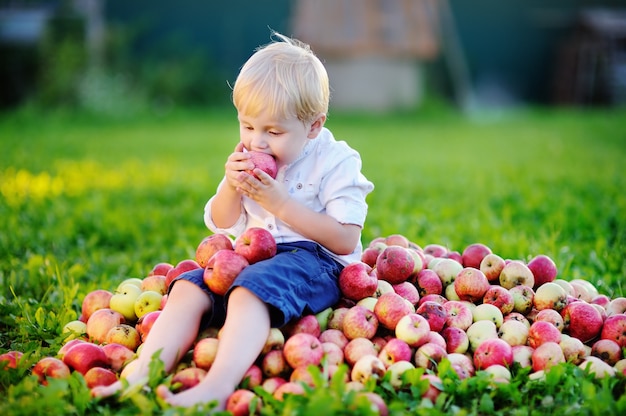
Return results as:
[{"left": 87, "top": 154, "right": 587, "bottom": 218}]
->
[{"left": 4, "top": 231, "right": 626, "bottom": 415}]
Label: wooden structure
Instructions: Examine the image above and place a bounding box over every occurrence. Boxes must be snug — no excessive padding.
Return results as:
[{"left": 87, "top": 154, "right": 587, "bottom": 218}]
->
[{"left": 291, "top": 0, "right": 440, "bottom": 111}]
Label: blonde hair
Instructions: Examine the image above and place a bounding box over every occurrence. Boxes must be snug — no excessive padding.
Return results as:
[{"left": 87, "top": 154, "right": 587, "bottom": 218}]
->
[{"left": 232, "top": 32, "right": 329, "bottom": 123}]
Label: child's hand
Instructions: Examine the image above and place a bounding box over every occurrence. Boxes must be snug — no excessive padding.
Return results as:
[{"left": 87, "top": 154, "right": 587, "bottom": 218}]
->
[
  {"left": 224, "top": 142, "right": 254, "bottom": 190},
  {"left": 235, "top": 166, "right": 289, "bottom": 214}
]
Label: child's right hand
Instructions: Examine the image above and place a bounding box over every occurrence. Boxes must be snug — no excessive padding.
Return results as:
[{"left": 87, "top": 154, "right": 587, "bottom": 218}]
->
[{"left": 224, "top": 142, "right": 254, "bottom": 190}]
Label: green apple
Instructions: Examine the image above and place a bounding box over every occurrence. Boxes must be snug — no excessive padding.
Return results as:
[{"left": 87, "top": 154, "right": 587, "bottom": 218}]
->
[
  {"left": 116, "top": 278, "right": 143, "bottom": 292},
  {"left": 134, "top": 290, "right": 163, "bottom": 319},
  {"left": 315, "top": 307, "right": 333, "bottom": 332},
  {"left": 62, "top": 319, "right": 87, "bottom": 342},
  {"left": 110, "top": 283, "right": 142, "bottom": 321}
]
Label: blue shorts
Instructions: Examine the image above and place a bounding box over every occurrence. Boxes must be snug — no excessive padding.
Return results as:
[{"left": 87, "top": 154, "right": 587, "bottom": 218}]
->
[{"left": 169, "top": 241, "right": 343, "bottom": 328}]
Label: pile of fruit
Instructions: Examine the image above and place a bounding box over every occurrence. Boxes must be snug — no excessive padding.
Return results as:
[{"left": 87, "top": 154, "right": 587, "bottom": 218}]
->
[{"left": 2, "top": 230, "right": 626, "bottom": 415}]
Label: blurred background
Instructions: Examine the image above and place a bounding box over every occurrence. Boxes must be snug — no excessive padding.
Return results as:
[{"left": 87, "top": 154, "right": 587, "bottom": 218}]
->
[{"left": 1, "top": 0, "right": 625, "bottom": 116}]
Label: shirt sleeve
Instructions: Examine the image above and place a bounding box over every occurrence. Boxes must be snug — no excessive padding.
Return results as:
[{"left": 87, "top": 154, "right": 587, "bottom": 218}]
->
[
  {"left": 203, "top": 178, "right": 248, "bottom": 237},
  {"left": 320, "top": 144, "right": 374, "bottom": 227}
]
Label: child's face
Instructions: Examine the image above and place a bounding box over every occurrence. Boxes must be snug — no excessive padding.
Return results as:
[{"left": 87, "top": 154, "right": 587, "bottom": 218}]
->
[{"left": 238, "top": 109, "right": 322, "bottom": 167}]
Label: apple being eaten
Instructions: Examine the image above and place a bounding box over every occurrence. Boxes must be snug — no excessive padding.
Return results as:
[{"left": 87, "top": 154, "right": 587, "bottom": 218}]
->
[{"left": 246, "top": 151, "right": 278, "bottom": 180}]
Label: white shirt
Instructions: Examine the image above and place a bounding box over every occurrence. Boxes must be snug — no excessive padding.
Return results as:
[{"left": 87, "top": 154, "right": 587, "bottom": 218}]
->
[{"left": 204, "top": 127, "right": 374, "bottom": 266}]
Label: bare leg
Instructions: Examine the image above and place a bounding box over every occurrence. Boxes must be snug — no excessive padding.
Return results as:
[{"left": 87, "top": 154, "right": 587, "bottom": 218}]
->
[
  {"left": 157, "top": 286, "right": 270, "bottom": 410},
  {"left": 92, "top": 280, "right": 211, "bottom": 398}
]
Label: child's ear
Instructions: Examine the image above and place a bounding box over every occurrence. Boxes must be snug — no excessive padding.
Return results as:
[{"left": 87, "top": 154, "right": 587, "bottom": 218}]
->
[{"left": 307, "top": 113, "right": 327, "bottom": 138}]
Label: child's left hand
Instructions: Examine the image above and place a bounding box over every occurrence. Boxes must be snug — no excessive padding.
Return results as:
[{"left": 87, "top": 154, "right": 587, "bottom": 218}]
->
[{"left": 235, "top": 167, "right": 290, "bottom": 214}]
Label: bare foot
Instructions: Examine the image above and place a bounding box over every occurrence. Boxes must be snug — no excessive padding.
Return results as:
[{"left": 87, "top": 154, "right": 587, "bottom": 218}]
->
[
  {"left": 156, "top": 383, "right": 232, "bottom": 410},
  {"left": 91, "top": 376, "right": 149, "bottom": 399}
]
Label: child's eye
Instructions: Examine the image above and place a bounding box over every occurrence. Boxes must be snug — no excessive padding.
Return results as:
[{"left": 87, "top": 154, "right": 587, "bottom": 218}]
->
[{"left": 268, "top": 131, "right": 281, "bottom": 136}]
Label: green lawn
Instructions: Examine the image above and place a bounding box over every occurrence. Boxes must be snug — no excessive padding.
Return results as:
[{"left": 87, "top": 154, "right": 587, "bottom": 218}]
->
[{"left": 1, "top": 105, "right": 626, "bottom": 414}]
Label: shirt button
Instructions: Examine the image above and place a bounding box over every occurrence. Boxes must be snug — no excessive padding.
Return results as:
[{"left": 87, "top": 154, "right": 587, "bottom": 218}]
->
[
  {"left": 296, "top": 183, "right": 303, "bottom": 189},
  {"left": 267, "top": 224, "right": 274, "bottom": 230}
]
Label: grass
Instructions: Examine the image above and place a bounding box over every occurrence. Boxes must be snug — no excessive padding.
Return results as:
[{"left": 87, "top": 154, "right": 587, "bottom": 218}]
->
[{"left": 1, "top": 104, "right": 626, "bottom": 415}]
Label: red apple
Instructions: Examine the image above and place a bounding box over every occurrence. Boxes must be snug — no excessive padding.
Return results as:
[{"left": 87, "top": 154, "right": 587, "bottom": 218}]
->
[
  {"left": 416, "top": 300, "right": 447, "bottom": 332},
  {"left": 561, "top": 301, "right": 604, "bottom": 343},
  {"left": 454, "top": 267, "right": 490, "bottom": 303},
  {"left": 528, "top": 321, "right": 561, "bottom": 349},
  {"left": 283, "top": 332, "right": 323, "bottom": 369},
  {"left": 344, "top": 337, "right": 378, "bottom": 367},
  {"left": 86, "top": 308, "right": 125, "bottom": 345},
  {"left": 423, "top": 244, "right": 448, "bottom": 258},
  {"left": 527, "top": 254, "right": 558, "bottom": 288},
  {"left": 394, "top": 313, "right": 431, "bottom": 348},
  {"left": 384, "top": 234, "right": 410, "bottom": 248},
  {"left": 591, "top": 339, "right": 622, "bottom": 365},
  {"left": 195, "top": 233, "right": 234, "bottom": 268},
  {"left": 135, "top": 310, "right": 161, "bottom": 342},
  {"left": 193, "top": 337, "right": 219, "bottom": 370},
  {"left": 461, "top": 243, "right": 492, "bottom": 269},
  {"left": 102, "top": 343, "right": 135, "bottom": 372},
  {"left": 377, "top": 338, "right": 412, "bottom": 367},
  {"left": 273, "top": 381, "right": 305, "bottom": 401},
  {"left": 226, "top": 389, "right": 261, "bottom": 416},
  {"left": 246, "top": 151, "right": 277, "bottom": 179},
  {"left": 81, "top": 289, "right": 113, "bottom": 322},
  {"left": 0, "top": 350, "right": 23, "bottom": 370},
  {"left": 140, "top": 274, "right": 168, "bottom": 295},
  {"left": 472, "top": 338, "right": 513, "bottom": 370},
  {"left": 600, "top": 313, "right": 626, "bottom": 348},
  {"left": 31, "top": 356, "right": 70, "bottom": 385},
  {"left": 376, "top": 246, "right": 415, "bottom": 285},
  {"left": 234, "top": 227, "right": 277, "bottom": 264},
  {"left": 62, "top": 342, "right": 108, "bottom": 375},
  {"left": 261, "top": 376, "right": 287, "bottom": 394},
  {"left": 374, "top": 291, "right": 414, "bottom": 331},
  {"left": 149, "top": 261, "right": 174, "bottom": 277},
  {"left": 171, "top": 367, "right": 207, "bottom": 392},
  {"left": 357, "top": 391, "right": 389, "bottom": 416},
  {"left": 261, "top": 349, "right": 289, "bottom": 378},
  {"left": 165, "top": 259, "right": 201, "bottom": 287},
  {"left": 479, "top": 253, "right": 506, "bottom": 282},
  {"left": 442, "top": 300, "right": 473, "bottom": 331},
  {"left": 531, "top": 341, "right": 565, "bottom": 372},
  {"left": 342, "top": 305, "right": 379, "bottom": 340},
  {"left": 285, "top": 314, "right": 321, "bottom": 338},
  {"left": 447, "top": 352, "right": 475, "bottom": 379},
  {"left": 534, "top": 308, "right": 564, "bottom": 332},
  {"left": 321, "top": 341, "right": 345, "bottom": 366},
  {"left": 203, "top": 249, "right": 249, "bottom": 296},
  {"left": 319, "top": 328, "right": 349, "bottom": 350},
  {"left": 442, "top": 326, "right": 469, "bottom": 353},
  {"left": 414, "top": 342, "right": 447, "bottom": 370},
  {"left": 338, "top": 262, "right": 377, "bottom": 301},
  {"left": 84, "top": 366, "right": 118, "bottom": 389},
  {"left": 242, "top": 364, "right": 263, "bottom": 389},
  {"left": 412, "top": 269, "right": 443, "bottom": 297},
  {"left": 392, "top": 281, "right": 420, "bottom": 306}
]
